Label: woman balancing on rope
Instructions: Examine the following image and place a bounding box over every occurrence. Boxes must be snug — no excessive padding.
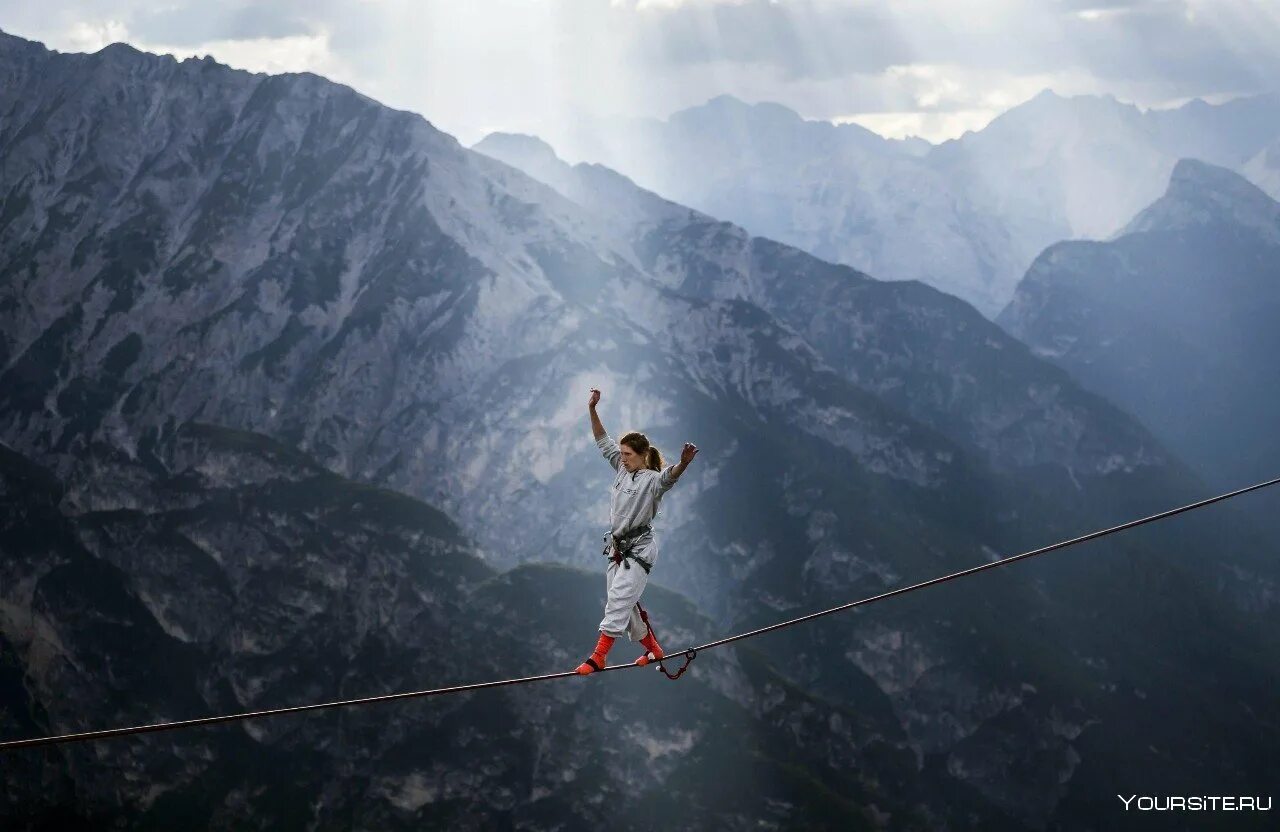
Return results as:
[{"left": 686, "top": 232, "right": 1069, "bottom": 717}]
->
[{"left": 576, "top": 387, "right": 698, "bottom": 675}]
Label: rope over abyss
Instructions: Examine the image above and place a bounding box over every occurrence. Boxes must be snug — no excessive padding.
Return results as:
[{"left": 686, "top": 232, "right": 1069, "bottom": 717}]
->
[{"left": 4, "top": 474, "right": 1277, "bottom": 752}]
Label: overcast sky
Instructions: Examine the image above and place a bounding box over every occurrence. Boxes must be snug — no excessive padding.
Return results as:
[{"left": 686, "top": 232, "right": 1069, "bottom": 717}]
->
[{"left": 2, "top": 0, "right": 1278, "bottom": 148}]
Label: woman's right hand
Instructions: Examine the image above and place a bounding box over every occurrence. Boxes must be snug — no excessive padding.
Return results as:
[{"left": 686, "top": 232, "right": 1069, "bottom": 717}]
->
[{"left": 588, "top": 388, "right": 601, "bottom": 409}]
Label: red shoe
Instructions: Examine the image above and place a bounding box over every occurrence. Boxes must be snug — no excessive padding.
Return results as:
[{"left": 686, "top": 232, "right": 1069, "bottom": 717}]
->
[
  {"left": 576, "top": 632, "right": 615, "bottom": 675},
  {"left": 635, "top": 631, "right": 664, "bottom": 666}
]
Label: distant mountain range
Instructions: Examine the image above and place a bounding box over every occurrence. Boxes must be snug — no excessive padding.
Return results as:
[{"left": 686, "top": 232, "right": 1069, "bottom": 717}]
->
[
  {"left": 1000, "top": 158, "right": 1280, "bottom": 492},
  {"left": 531, "top": 90, "right": 1280, "bottom": 317},
  {"left": 2, "top": 29, "right": 1278, "bottom": 829},
  {"left": 1242, "top": 134, "right": 1280, "bottom": 200}
]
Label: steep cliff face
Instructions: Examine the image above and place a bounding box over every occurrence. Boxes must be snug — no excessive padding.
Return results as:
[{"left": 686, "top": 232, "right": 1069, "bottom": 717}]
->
[
  {"left": 1000, "top": 159, "right": 1280, "bottom": 491},
  {"left": 0, "top": 425, "right": 489, "bottom": 826},
  {"left": 0, "top": 426, "right": 1023, "bottom": 830},
  {"left": 475, "top": 131, "right": 1171, "bottom": 483},
  {"left": 2, "top": 31, "right": 1278, "bottom": 829},
  {"left": 0, "top": 32, "right": 1185, "bottom": 589}
]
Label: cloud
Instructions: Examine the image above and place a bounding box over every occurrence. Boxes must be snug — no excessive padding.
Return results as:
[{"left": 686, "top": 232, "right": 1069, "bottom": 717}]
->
[
  {"left": 148, "top": 31, "right": 342, "bottom": 77},
  {"left": 1054, "top": 0, "right": 1175, "bottom": 10},
  {"left": 625, "top": 0, "right": 914, "bottom": 81},
  {"left": 63, "top": 18, "right": 129, "bottom": 52},
  {"left": 128, "top": 2, "right": 318, "bottom": 47},
  {"left": 615, "top": 0, "right": 1277, "bottom": 95},
  {"left": 64, "top": 18, "right": 336, "bottom": 77},
  {"left": 0, "top": 0, "right": 1275, "bottom": 146},
  {"left": 1057, "top": 1, "right": 1279, "bottom": 94},
  {"left": 836, "top": 108, "right": 994, "bottom": 143},
  {"left": 828, "top": 63, "right": 1103, "bottom": 141}
]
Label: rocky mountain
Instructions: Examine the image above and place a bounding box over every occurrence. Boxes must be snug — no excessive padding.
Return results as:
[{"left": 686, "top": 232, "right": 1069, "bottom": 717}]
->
[
  {"left": 1242, "top": 134, "right": 1280, "bottom": 201},
  {"left": 935, "top": 90, "right": 1280, "bottom": 246},
  {"left": 471, "top": 132, "right": 1158, "bottom": 485},
  {"left": 0, "top": 30, "right": 1192, "bottom": 599},
  {"left": 532, "top": 90, "right": 1280, "bottom": 317},
  {"left": 2, "top": 29, "right": 1279, "bottom": 829},
  {"left": 1144, "top": 92, "right": 1280, "bottom": 170},
  {"left": 534, "top": 94, "right": 1030, "bottom": 317},
  {"left": 999, "top": 159, "right": 1280, "bottom": 493},
  {"left": 3, "top": 424, "right": 1014, "bottom": 830}
]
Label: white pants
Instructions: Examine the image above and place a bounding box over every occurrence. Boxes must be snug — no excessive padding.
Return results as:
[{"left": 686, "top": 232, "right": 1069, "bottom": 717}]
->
[{"left": 598, "top": 556, "right": 651, "bottom": 641}]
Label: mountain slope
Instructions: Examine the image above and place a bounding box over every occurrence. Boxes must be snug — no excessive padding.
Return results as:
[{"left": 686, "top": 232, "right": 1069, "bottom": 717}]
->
[
  {"left": 1, "top": 31, "right": 1189, "bottom": 593},
  {"left": 475, "top": 131, "right": 1170, "bottom": 484},
  {"left": 1242, "top": 134, "right": 1280, "bottom": 201},
  {"left": 999, "top": 159, "right": 1280, "bottom": 492},
  {"left": 533, "top": 90, "right": 1280, "bottom": 316},
  {"left": 3, "top": 424, "right": 1027, "bottom": 830},
  {"left": 528, "top": 95, "right": 1030, "bottom": 316},
  {"left": 2, "top": 30, "right": 1279, "bottom": 829}
]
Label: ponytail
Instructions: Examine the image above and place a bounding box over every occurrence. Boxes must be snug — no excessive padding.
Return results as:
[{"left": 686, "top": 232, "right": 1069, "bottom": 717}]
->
[
  {"left": 645, "top": 446, "right": 663, "bottom": 472},
  {"left": 620, "top": 431, "right": 663, "bottom": 472}
]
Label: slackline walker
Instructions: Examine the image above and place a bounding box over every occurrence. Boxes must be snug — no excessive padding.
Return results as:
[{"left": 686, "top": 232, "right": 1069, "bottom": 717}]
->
[
  {"left": 2, "top": 472, "right": 1278, "bottom": 752},
  {"left": 576, "top": 387, "right": 698, "bottom": 676}
]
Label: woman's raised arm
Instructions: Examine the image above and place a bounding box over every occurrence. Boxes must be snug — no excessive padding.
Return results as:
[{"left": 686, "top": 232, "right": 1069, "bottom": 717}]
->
[
  {"left": 588, "top": 388, "right": 606, "bottom": 440},
  {"left": 590, "top": 388, "right": 621, "bottom": 471}
]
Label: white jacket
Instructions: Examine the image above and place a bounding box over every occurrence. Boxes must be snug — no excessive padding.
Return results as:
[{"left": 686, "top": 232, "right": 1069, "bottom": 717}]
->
[{"left": 596, "top": 433, "right": 680, "bottom": 549}]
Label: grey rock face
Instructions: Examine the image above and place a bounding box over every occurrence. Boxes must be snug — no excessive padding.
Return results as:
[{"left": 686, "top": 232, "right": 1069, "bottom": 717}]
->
[
  {"left": 0, "top": 33, "right": 1177, "bottom": 588},
  {"left": 1000, "top": 159, "right": 1280, "bottom": 492},
  {"left": 2, "top": 30, "right": 1278, "bottom": 830},
  {"left": 477, "top": 131, "right": 1175, "bottom": 488},
  {"left": 4, "top": 426, "right": 1000, "bottom": 830},
  {"left": 529, "top": 90, "right": 1280, "bottom": 317}
]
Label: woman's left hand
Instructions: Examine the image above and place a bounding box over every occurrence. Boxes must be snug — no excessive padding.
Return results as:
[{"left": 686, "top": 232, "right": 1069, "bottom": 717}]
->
[{"left": 680, "top": 442, "right": 699, "bottom": 465}]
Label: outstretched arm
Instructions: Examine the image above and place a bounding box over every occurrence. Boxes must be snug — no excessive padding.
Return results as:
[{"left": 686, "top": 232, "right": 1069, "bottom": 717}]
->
[{"left": 658, "top": 442, "right": 699, "bottom": 495}]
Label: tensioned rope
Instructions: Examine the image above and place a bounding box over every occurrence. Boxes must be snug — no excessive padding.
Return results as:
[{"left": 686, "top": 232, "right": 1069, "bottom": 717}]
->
[{"left": 3, "top": 474, "right": 1278, "bottom": 752}]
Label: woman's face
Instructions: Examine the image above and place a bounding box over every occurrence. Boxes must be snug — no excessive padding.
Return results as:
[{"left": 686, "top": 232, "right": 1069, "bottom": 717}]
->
[{"left": 619, "top": 443, "right": 644, "bottom": 473}]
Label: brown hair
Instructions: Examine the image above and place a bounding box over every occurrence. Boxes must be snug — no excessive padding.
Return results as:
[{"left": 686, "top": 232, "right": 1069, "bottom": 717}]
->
[{"left": 620, "top": 431, "right": 663, "bottom": 472}]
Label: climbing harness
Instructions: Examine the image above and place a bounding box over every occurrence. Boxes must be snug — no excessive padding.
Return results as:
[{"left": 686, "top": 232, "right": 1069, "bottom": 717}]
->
[
  {"left": 603, "top": 523, "right": 652, "bottom": 573},
  {"left": 3, "top": 473, "right": 1278, "bottom": 752}
]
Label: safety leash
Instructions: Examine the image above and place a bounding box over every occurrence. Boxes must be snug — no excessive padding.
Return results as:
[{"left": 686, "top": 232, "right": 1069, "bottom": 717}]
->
[{"left": 636, "top": 602, "right": 696, "bottom": 681}]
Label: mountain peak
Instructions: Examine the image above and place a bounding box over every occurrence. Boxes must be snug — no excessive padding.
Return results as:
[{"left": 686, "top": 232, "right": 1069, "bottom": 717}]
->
[
  {"left": 96, "top": 41, "right": 139, "bottom": 56},
  {"left": 1120, "top": 158, "right": 1280, "bottom": 241},
  {"left": 671, "top": 94, "right": 803, "bottom": 127},
  {"left": 91, "top": 40, "right": 151, "bottom": 65},
  {"left": 0, "top": 27, "right": 48, "bottom": 57},
  {"left": 968, "top": 88, "right": 1142, "bottom": 147},
  {"left": 705, "top": 93, "right": 749, "bottom": 109},
  {"left": 472, "top": 132, "right": 562, "bottom": 166},
  {"left": 1168, "top": 157, "right": 1257, "bottom": 193},
  {"left": 470, "top": 131, "right": 576, "bottom": 193}
]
